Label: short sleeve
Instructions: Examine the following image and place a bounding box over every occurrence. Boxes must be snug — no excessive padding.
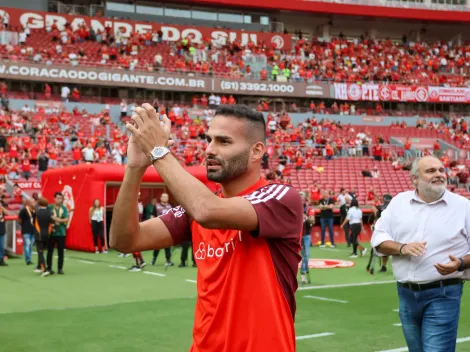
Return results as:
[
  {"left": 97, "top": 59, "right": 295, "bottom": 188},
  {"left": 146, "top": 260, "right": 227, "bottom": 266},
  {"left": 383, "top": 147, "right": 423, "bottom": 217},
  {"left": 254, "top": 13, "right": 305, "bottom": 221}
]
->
[
  {"left": 63, "top": 207, "right": 69, "bottom": 219},
  {"left": 244, "top": 184, "right": 303, "bottom": 239},
  {"left": 159, "top": 205, "right": 192, "bottom": 245},
  {"left": 371, "top": 202, "right": 395, "bottom": 256}
]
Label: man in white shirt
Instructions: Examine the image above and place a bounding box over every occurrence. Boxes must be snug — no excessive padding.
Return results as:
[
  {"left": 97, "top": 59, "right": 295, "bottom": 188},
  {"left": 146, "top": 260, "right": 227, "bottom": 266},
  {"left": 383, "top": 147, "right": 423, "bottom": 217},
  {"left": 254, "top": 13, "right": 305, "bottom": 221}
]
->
[
  {"left": 61, "top": 86, "right": 70, "bottom": 102},
  {"left": 82, "top": 143, "right": 96, "bottom": 163},
  {"left": 371, "top": 156, "right": 469, "bottom": 352}
]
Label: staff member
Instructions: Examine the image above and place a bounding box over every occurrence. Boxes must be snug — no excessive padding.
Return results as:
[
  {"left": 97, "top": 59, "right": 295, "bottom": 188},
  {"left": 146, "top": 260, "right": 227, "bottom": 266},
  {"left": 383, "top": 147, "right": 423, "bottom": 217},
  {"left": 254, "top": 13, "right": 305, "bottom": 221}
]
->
[
  {"left": 340, "top": 198, "right": 367, "bottom": 258},
  {"left": 89, "top": 199, "right": 107, "bottom": 254},
  {"left": 318, "top": 191, "right": 335, "bottom": 247},
  {"left": 34, "top": 197, "right": 55, "bottom": 276},
  {"left": 18, "top": 198, "right": 36, "bottom": 266},
  {"left": 339, "top": 196, "right": 351, "bottom": 247},
  {"left": 372, "top": 156, "right": 470, "bottom": 352},
  {"left": 152, "top": 193, "right": 174, "bottom": 266},
  {"left": 46, "top": 192, "right": 69, "bottom": 275},
  {"left": 0, "top": 204, "right": 9, "bottom": 266},
  {"left": 300, "top": 209, "right": 315, "bottom": 284}
]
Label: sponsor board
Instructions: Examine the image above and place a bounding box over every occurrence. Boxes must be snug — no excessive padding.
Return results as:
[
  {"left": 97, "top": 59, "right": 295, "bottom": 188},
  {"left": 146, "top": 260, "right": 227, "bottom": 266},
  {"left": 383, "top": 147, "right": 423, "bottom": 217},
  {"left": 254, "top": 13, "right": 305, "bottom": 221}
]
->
[
  {"left": 0, "top": 62, "right": 331, "bottom": 98},
  {"left": 17, "top": 181, "right": 42, "bottom": 189},
  {"left": 0, "top": 7, "right": 291, "bottom": 49}
]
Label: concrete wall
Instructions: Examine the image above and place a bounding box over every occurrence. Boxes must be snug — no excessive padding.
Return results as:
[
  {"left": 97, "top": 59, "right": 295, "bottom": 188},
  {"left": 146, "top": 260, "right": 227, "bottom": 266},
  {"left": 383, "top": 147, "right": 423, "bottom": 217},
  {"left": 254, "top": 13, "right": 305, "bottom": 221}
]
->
[{"left": 0, "top": 1, "right": 48, "bottom": 11}]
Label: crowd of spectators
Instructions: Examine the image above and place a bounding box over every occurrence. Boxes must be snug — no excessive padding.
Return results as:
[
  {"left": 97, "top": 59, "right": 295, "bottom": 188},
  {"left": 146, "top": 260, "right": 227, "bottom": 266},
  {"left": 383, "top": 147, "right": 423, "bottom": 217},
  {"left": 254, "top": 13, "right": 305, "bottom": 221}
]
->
[{"left": 2, "top": 19, "right": 470, "bottom": 86}]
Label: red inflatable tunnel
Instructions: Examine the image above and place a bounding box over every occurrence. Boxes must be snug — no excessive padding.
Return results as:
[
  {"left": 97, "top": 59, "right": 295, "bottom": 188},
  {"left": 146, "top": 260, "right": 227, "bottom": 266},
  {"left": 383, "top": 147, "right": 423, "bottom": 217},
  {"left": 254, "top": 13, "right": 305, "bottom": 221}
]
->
[{"left": 41, "top": 164, "right": 216, "bottom": 252}]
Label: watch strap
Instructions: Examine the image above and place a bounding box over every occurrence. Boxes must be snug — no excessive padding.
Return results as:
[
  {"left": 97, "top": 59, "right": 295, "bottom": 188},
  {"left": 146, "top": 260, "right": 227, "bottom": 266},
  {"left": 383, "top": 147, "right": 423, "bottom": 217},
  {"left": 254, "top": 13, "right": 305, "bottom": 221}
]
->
[{"left": 458, "top": 258, "right": 466, "bottom": 272}]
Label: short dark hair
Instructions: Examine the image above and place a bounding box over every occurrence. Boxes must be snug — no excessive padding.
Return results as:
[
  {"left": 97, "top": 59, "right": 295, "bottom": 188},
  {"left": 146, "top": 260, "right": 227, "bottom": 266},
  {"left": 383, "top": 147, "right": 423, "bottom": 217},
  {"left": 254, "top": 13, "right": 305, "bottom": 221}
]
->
[
  {"left": 214, "top": 104, "right": 266, "bottom": 143},
  {"left": 54, "top": 192, "right": 63, "bottom": 198},
  {"left": 37, "top": 197, "right": 49, "bottom": 207},
  {"left": 351, "top": 198, "right": 359, "bottom": 207}
]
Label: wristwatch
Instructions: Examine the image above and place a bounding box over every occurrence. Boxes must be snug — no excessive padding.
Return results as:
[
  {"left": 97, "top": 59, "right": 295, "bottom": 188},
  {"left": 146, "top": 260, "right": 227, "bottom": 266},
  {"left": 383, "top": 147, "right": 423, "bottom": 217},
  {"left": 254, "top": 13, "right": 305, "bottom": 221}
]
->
[
  {"left": 457, "top": 258, "right": 466, "bottom": 272},
  {"left": 149, "top": 146, "right": 170, "bottom": 163}
]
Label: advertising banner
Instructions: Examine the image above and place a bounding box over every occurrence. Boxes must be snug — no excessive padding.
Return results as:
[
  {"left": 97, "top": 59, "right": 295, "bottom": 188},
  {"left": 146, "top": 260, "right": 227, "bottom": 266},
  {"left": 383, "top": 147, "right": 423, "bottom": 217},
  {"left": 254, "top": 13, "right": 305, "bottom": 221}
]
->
[
  {"left": 333, "top": 83, "right": 429, "bottom": 102},
  {"left": 0, "top": 7, "right": 291, "bottom": 49},
  {"left": 0, "top": 62, "right": 331, "bottom": 98}
]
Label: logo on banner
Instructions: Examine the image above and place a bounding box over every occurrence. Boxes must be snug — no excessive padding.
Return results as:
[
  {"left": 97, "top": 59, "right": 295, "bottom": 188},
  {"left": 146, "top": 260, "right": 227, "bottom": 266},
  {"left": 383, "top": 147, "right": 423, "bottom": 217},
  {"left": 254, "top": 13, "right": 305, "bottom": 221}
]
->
[
  {"left": 300, "top": 259, "right": 356, "bottom": 269},
  {"left": 271, "top": 35, "right": 285, "bottom": 49},
  {"left": 430, "top": 89, "right": 439, "bottom": 99},
  {"left": 0, "top": 9, "right": 10, "bottom": 24},
  {"left": 379, "top": 86, "right": 391, "bottom": 101},
  {"left": 305, "top": 85, "right": 325, "bottom": 96},
  {"left": 415, "top": 87, "right": 428, "bottom": 102},
  {"left": 348, "top": 84, "right": 362, "bottom": 100},
  {"left": 61, "top": 185, "right": 75, "bottom": 228}
]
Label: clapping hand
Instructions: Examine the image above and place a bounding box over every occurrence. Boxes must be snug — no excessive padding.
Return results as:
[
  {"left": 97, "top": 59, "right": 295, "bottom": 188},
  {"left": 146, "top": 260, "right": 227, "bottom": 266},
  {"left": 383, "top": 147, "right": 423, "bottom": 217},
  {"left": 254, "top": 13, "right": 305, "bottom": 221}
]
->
[
  {"left": 434, "top": 255, "right": 461, "bottom": 276},
  {"left": 125, "top": 103, "right": 172, "bottom": 168}
]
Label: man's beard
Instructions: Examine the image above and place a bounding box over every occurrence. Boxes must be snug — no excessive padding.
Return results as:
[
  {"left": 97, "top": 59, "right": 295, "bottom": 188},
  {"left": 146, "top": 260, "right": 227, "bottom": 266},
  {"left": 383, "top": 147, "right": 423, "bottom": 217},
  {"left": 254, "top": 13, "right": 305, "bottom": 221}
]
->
[
  {"left": 206, "top": 150, "right": 250, "bottom": 182},
  {"left": 417, "top": 177, "right": 446, "bottom": 201}
]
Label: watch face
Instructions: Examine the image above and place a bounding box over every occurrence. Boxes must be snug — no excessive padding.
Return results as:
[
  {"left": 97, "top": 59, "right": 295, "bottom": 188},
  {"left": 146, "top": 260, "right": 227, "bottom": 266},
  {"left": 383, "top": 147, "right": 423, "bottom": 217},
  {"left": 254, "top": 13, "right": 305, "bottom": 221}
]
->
[{"left": 151, "top": 147, "right": 168, "bottom": 160}]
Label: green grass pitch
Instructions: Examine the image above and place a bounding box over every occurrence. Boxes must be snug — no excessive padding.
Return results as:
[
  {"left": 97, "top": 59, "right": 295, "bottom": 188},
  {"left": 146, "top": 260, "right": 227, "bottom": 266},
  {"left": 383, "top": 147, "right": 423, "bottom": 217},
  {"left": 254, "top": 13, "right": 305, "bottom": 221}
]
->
[{"left": 1, "top": 245, "right": 468, "bottom": 352}]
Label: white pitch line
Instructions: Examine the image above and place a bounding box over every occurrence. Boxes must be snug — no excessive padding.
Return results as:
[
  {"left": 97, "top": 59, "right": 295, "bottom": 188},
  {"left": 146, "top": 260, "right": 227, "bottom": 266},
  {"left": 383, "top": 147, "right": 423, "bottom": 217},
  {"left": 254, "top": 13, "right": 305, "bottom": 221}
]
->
[
  {"left": 296, "top": 332, "right": 335, "bottom": 340},
  {"left": 319, "top": 248, "right": 342, "bottom": 252},
  {"left": 186, "top": 279, "right": 197, "bottom": 283},
  {"left": 109, "top": 265, "right": 127, "bottom": 270},
  {"left": 304, "top": 295, "right": 348, "bottom": 304},
  {"left": 78, "top": 260, "right": 95, "bottom": 264},
  {"left": 393, "top": 309, "right": 400, "bottom": 312},
  {"left": 143, "top": 271, "right": 166, "bottom": 277},
  {"left": 376, "top": 336, "right": 470, "bottom": 352},
  {"left": 393, "top": 323, "right": 402, "bottom": 327},
  {"left": 298, "top": 280, "right": 395, "bottom": 291}
]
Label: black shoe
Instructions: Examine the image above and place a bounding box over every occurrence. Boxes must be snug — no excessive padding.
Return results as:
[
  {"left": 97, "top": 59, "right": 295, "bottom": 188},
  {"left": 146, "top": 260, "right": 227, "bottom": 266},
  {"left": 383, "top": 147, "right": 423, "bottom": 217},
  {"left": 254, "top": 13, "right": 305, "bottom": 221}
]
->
[
  {"left": 151, "top": 257, "right": 157, "bottom": 266},
  {"left": 379, "top": 266, "right": 387, "bottom": 273},
  {"left": 369, "top": 268, "right": 374, "bottom": 275},
  {"left": 192, "top": 263, "right": 197, "bottom": 268},
  {"left": 58, "top": 270, "right": 64, "bottom": 275},
  {"left": 48, "top": 270, "right": 55, "bottom": 275},
  {"left": 366, "top": 264, "right": 370, "bottom": 272},
  {"left": 0, "top": 261, "right": 8, "bottom": 266},
  {"left": 165, "top": 261, "right": 174, "bottom": 267},
  {"left": 179, "top": 262, "right": 186, "bottom": 267},
  {"left": 26, "top": 261, "right": 33, "bottom": 265}
]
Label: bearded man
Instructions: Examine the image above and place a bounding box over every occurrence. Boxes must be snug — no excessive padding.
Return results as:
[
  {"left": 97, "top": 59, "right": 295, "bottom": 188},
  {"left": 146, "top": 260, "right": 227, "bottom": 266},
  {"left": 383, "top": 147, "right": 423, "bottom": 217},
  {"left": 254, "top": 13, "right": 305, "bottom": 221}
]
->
[{"left": 371, "top": 156, "right": 470, "bottom": 352}]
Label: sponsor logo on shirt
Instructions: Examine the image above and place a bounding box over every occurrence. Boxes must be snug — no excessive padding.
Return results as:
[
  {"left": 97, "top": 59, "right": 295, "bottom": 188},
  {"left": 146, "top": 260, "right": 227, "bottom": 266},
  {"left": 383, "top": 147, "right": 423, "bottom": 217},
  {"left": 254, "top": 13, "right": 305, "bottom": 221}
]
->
[{"left": 195, "top": 231, "right": 243, "bottom": 261}]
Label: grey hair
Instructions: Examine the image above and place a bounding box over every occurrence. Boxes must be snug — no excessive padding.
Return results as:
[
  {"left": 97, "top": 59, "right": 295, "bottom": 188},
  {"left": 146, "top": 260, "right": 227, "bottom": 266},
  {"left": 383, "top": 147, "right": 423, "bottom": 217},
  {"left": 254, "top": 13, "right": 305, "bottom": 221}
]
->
[{"left": 410, "top": 158, "right": 420, "bottom": 181}]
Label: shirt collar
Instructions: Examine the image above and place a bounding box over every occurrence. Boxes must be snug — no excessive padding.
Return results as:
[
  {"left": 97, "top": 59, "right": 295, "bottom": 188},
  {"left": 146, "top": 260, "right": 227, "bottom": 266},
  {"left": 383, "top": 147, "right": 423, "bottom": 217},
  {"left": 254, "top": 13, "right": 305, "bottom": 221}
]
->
[
  {"left": 411, "top": 189, "right": 449, "bottom": 205},
  {"left": 219, "top": 178, "right": 269, "bottom": 198}
]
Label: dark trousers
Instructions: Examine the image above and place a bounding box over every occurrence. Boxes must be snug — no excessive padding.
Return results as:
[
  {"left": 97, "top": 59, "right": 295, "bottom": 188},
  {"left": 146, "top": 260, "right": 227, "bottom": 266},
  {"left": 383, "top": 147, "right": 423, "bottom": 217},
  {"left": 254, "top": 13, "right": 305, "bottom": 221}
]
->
[
  {"left": 47, "top": 236, "right": 65, "bottom": 271},
  {"left": 340, "top": 217, "right": 351, "bottom": 245},
  {"left": 350, "top": 223, "right": 362, "bottom": 254},
  {"left": 35, "top": 236, "right": 48, "bottom": 270},
  {"left": 181, "top": 241, "right": 195, "bottom": 265},
  {"left": 153, "top": 248, "right": 171, "bottom": 261},
  {"left": 91, "top": 220, "right": 105, "bottom": 247}
]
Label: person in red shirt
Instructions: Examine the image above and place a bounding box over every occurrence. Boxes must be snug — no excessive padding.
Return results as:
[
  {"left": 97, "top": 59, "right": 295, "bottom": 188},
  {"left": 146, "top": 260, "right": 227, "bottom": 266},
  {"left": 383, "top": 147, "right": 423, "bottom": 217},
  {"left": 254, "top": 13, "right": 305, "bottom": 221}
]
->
[{"left": 112, "top": 104, "right": 302, "bottom": 352}]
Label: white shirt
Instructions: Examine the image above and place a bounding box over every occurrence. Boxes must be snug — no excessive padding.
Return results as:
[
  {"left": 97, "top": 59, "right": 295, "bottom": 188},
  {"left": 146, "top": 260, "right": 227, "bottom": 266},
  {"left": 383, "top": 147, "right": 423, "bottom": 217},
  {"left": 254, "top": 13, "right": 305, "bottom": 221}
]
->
[
  {"left": 61, "top": 86, "right": 70, "bottom": 98},
  {"left": 91, "top": 207, "right": 103, "bottom": 222},
  {"left": 346, "top": 207, "right": 362, "bottom": 224},
  {"left": 337, "top": 193, "right": 352, "bottom": 206},
  {"left": 82, "top": 147, "right": 95, "bottom": 161},
  {"left": 19, "top": 32, "right": 26, "bottom": 42},
  {"left": 371, "top": 190, "right": 470, "bottom": 283}
]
